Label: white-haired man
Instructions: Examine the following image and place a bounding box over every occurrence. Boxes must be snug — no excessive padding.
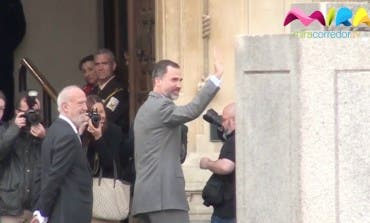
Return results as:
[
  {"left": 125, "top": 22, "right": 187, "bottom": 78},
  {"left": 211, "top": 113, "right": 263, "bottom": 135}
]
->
[{"left": 31, "top": 86, "right": 92, "bottom": 223}]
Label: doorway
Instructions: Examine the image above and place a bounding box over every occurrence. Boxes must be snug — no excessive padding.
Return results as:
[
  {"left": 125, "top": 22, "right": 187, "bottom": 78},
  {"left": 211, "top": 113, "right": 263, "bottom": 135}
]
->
[{"left": 102, "top": 0, "right": 155, "bottom": 122}]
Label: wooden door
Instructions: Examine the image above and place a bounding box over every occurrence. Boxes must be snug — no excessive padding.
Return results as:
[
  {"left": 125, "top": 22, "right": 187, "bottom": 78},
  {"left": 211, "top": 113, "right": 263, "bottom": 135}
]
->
[
  {"left": 127, "top": 0, "right": 155, "bottom": 121},
  {"left": 103, "top": 0, "right": 154, "bottom": 123}
]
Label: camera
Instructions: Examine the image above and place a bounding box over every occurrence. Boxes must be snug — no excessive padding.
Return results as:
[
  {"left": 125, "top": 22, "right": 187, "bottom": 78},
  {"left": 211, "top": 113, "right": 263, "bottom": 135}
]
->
[
  {"left": 203, "top": 109, "right": 222, "bottom": 128},
  {"left": 203, "top": 109, "right": 225, "bottom": 141},
  {"left": 23, "top": 90, "right": 41, "bottom": 126},
  {"left": 88, "top": 108, "right": 101, "bottom": 128}
]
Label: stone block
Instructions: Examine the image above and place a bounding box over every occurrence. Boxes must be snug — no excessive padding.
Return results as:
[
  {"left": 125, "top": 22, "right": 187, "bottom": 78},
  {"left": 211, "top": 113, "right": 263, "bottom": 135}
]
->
[{"left": 235, "top": 34, "right": 370, "bottom": 223}]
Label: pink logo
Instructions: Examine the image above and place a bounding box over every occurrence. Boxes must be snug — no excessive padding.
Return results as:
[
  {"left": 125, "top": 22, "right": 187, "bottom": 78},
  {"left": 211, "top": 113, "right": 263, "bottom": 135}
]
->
[
  {"left": 284, "top": 6, "right": 370, "bottom": 27},
  {"left": 284, "top": 7, "right": 325, "bottom": 26}
]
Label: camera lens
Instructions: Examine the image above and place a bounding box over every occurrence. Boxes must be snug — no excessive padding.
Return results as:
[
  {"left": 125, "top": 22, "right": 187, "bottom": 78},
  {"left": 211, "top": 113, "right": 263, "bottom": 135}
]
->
[
  {"left": 203, "top": 109, "right": 222, "bottom": 128},
  {"left": 88, "top": 111, "right": 101, "bottom": 128},
  {"left": 25, "top": 109, "right": 41, "bottom": 126}
]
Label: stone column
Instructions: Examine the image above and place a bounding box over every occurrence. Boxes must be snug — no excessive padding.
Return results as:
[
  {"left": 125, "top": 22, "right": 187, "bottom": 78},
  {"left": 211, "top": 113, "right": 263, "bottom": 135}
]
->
[{"left": 235, "top": 34, "right": 370, "bottom": 223}]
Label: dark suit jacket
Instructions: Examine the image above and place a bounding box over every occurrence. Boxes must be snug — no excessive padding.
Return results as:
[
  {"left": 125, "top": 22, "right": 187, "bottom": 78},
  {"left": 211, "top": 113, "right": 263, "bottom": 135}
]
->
[
  {"left": 35, "top": 118, "right": 92, "bottom": 223},
  {"left": 90, "top": 77, "right": 129, "bottom": 134}
]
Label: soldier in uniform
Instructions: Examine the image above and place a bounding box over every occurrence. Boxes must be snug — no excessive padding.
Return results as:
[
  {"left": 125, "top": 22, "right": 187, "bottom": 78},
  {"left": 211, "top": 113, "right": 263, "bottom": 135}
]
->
[{"left": 91, "top": 49, "right": 129, "bottom": 135}]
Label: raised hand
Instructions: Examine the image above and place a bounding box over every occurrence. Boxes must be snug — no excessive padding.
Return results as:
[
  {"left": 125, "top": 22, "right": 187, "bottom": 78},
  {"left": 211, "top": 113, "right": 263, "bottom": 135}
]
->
[{"left": 213, "top": 48, "right": 224, "bottom": 79}]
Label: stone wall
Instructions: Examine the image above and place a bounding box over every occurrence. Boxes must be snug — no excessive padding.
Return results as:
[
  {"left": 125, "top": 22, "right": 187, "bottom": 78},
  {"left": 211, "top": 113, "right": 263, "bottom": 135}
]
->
[
  {"left": 14, "top": 0, "right": 99, "bottom": 115},
  {"left": 235, "top": 34, "right": 370, "bottom": 223}
]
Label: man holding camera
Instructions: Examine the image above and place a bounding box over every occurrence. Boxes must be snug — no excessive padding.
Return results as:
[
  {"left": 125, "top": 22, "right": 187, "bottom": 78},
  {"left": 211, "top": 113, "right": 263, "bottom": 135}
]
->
[
  {"left": 200, "top": 103, "right": 236, "bottom": 223},
  {"left": 0, "top": 91, "right": 46, "bottom": 223}
]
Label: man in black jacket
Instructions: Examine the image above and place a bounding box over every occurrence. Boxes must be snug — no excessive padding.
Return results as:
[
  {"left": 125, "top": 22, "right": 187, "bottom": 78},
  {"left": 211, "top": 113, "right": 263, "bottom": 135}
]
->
[
  {"left": 0, "top": 91, "right": 46, "bottom": 223},
  {"left": 200, "top": 103, "right": 236, "bottom": 223},
  {"left": 91, "top": 49, "right": 129, "bottom": 135}
]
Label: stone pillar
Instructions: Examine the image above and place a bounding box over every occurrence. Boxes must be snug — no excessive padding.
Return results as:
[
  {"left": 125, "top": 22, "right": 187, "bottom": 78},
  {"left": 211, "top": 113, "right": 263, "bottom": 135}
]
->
[{"left": 235, "top": 34, "right": 370, "bottom": 223}]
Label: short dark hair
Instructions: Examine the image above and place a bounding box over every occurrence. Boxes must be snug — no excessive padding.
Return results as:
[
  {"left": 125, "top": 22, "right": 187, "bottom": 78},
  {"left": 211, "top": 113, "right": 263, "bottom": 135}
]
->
[
  {"left": 94, "top": 48, "right": 116, "bottom": 63},
  {"left": 78, "top": 54, "right": 94, "bottom": 71},
  {"left": 14, "top": 91, "right": 30, "bottom": 109},
  {"left": 152, "top": 60, "right": 180, "bottom": 80}
]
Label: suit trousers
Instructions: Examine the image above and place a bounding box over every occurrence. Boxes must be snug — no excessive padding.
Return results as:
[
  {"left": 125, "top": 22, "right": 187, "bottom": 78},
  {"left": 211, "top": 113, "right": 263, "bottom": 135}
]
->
[
  {"left": 0, "top": 210, "right": 32, "bottom": 223},
  {"left": 135, "top": 210, "right": 189, "bottom": 223}
]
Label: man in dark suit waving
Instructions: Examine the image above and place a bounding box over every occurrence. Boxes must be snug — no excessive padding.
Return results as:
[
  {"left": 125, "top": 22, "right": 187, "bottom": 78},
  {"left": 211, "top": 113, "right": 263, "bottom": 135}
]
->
[{"left": 31, "top": 85, "right": 92, "bottom": 223}]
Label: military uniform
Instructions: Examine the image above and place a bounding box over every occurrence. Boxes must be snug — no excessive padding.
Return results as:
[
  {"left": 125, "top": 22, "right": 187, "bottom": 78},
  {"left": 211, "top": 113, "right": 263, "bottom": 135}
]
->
[{"left": 91, "top": 76, "right": 129, "bottom": 135}]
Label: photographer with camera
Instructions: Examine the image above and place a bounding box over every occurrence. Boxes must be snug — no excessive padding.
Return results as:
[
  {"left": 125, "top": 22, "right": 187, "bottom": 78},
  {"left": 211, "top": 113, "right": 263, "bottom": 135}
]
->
[
  {"left": 199, "top": 103, "right": 236, "bottom": 223},
  {"left": 0, "top": 90, "right": 46, "bottom": 223},
  {"left": 81, "top": 95, "right": 126, "bottom": 223},
  {"left": 203, "top": 108, "right": 225, "bottom": 141}
]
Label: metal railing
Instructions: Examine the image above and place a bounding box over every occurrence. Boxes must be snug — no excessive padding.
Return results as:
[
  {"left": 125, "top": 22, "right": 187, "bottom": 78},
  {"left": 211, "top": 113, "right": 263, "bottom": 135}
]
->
[{"left": 18, "top": 57, "right": 58, "bottom": 126}]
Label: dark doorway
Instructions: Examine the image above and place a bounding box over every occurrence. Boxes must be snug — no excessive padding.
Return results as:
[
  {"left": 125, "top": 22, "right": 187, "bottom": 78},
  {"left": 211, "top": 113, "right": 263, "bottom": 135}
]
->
[{"left": 102, "top": 0, "right": 154, "bottom": 123}]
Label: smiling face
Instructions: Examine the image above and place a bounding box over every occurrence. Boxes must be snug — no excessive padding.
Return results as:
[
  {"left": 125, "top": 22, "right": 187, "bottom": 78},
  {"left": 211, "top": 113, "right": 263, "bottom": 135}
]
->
[
  {"left": 61, "top": 88, "right": 87, "bottom": 128},
  {"left": 154, "top": 66, "right": 182, "bottom": 100}
]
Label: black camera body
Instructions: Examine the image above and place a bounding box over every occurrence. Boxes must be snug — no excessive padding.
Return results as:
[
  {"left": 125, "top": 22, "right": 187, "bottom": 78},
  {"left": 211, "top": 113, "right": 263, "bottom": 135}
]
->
[
  {"left": 88, "top": 109, "right": 101, "bottom": 128},
  {"left": 23, "top": 91, "right": 41, "bottom": 127},
  {"left": 203, "top": 109, "right": 222, "bottom": 128},
  {"left": 24, "top": 109, "right": 41, "bottom": 126},
  {"left": 203, "top": 109, "right": 225, "bottom": 141}
]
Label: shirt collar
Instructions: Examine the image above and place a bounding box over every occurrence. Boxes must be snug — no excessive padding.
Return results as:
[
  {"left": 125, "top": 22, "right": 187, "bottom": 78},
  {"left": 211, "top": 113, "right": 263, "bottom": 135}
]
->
[
  {"left": 149, "top": 91, "right": 170, "bottom": 100},
  {"left": 59, "top": 114, "right": 78, "bottom": 134},
  {"left": 99, "top": 75, "right": 115, "bottom": 90}
]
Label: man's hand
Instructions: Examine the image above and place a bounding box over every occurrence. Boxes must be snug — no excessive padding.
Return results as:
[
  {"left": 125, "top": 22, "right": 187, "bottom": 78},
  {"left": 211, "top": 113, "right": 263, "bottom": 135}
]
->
[
  {"left": 200, "top": 157, "right": 235, "bottom": 174},
  {"left": 32, "top": 211, "right": 47, "bottom": 223},
  {"left": 14, "top": 112, "right": 26, "bottom": 129},
  {"left": 30, "top": 216, "right": 40, "bottom": 223},
  {"left": 30, "top": 123, "right": 46, "bottom": 138},
  {"left": 213, "top": 48, "right": 224, "bottom": 79},
  {"left": 200, "top": 157, "right": 211, "bottom": 169},
  {"left": 78, "top": 113, "right": 89, "bottom": 135},
  {"left": 86, "top": 119, "right": 103, "bottom": 140}
]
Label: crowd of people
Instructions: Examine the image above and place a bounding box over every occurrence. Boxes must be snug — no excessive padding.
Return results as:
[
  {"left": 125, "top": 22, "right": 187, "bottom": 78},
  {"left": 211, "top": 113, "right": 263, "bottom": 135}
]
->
[{"left": 0, "top": 48, "right": 236, "bottom": 223}]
